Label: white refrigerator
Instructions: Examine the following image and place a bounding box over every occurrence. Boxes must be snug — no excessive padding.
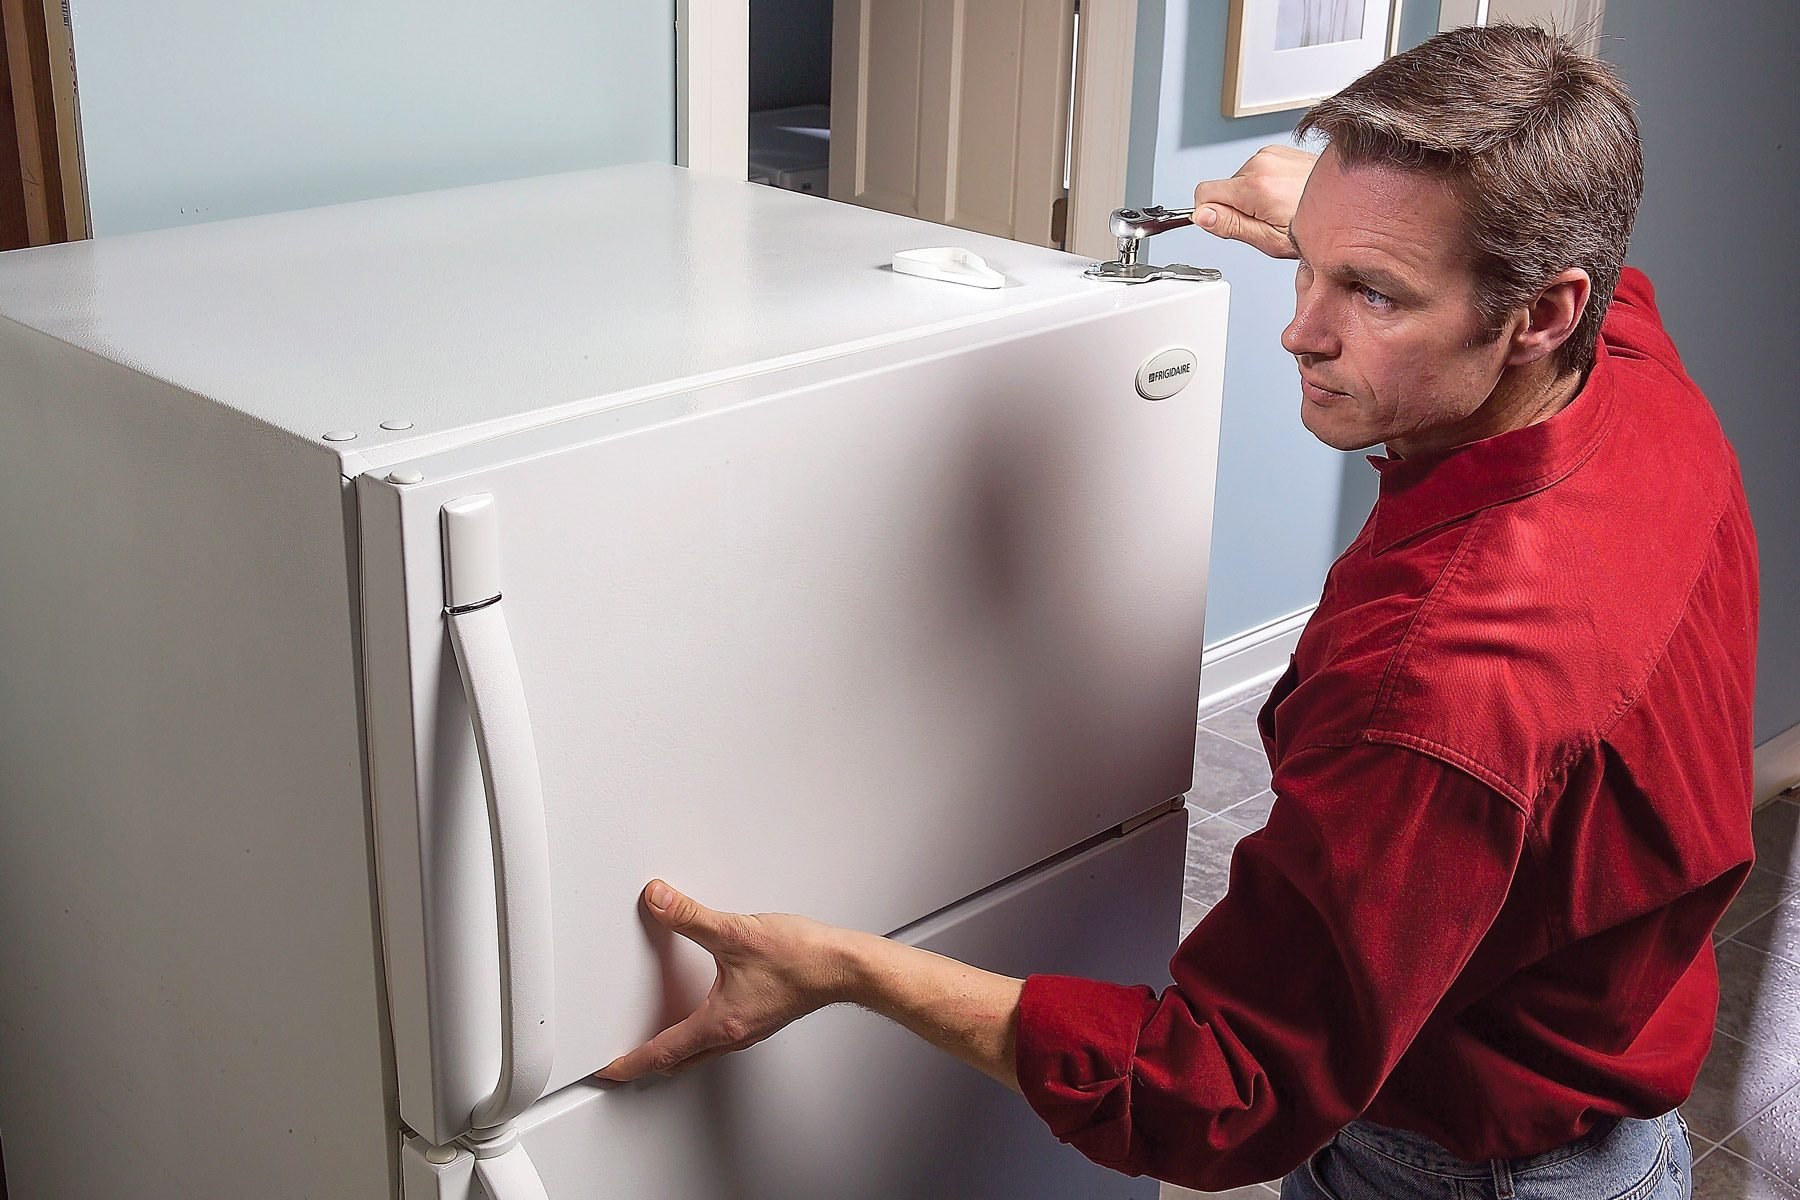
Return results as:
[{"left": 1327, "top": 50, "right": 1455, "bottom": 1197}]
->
[{"left": 0, "top": 164, "right": 1228, "bottom": 1199}]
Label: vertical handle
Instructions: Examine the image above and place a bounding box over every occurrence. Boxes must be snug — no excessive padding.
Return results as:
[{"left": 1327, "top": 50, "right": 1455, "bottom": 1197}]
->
[
  {"left": 471, "top": 1130, "right": 552, "bottom": 1200},
  {"left": 442, "top": 495, "right": 556, "bottom": 1134}
]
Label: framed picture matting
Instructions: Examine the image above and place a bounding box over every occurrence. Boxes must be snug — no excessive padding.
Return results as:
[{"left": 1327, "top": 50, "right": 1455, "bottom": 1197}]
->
[{"left": 1224, "top": 0, "right": 1404, "bottom": 118}]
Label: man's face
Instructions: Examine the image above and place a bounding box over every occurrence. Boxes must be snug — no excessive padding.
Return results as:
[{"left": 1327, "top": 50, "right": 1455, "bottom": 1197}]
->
[{"left": 1283, "top": 147, "right": 1512, "bottom": 456}]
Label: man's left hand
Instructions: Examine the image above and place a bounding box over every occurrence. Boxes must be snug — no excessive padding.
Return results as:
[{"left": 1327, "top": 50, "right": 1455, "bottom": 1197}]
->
[
  {"left": 596, "top": 880, "right": 853, "bottom": 1081},
  {"left": 596, "top": 879, "right": 1026, "bottom": 1090}
]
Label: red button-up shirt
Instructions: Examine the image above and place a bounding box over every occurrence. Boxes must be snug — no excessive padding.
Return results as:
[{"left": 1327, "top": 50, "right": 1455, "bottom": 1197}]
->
[{"left": 1014, "top": 268, "right": 1760, "bottom": 1191}]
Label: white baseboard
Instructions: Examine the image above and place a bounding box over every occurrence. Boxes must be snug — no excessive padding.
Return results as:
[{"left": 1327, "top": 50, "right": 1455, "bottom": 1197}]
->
[
  {"left": 1756, "top": 722, "right": 1800, "bottom": 808},
  {"left": 1198, "top": 607, "right": 1314, "bottom": 713}
]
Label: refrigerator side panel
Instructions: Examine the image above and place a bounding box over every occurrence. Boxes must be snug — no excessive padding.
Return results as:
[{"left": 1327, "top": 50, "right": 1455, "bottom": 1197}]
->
[
  {"left": 406, "top": 811, "right": 1185, "bottom": 1200},
  {"left": 0, "top": 321, "right": 395, "bottom": 1198}
]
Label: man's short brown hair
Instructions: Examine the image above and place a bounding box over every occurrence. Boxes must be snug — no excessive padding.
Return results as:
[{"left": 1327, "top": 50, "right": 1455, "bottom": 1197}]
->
[{"left": 1297, "top": 25, "right": 1643, "bottom": 375}]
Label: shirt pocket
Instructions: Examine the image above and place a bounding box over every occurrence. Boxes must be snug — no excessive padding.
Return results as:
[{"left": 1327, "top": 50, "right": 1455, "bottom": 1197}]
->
[{"left": 1257, "top": 654, "right": 1300, "bottom": 757}]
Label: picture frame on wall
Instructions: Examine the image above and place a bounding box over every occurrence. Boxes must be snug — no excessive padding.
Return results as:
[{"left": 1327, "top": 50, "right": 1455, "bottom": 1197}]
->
[{"left": 1223, "top": 0, "right": 1405, "bottom": 118}]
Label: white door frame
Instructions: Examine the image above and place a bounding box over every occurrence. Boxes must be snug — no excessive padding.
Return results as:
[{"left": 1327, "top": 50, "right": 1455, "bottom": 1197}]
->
[
  {"left": 1065, "top": 0, "right": 1139, "bottom": 260},
  {"left": 676, "top": 0, "right": 1138, "bottom": 262},
  {"left": 675, "top": 0, "right": 750, "bottom": 178}
]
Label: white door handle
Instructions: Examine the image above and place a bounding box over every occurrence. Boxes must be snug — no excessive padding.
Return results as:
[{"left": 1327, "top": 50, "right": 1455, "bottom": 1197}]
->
[
  {"left": 471, "top": 1130, "right": 552, "bottom": 1200},
  {"left": 442, "top": 494, "right": 556, "bottom": 1135}
]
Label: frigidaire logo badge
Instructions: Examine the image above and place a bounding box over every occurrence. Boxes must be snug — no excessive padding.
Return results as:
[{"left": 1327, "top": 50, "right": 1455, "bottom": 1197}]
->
[{"left": 1136, "top": 348, "right": 1198, "bottom": 400}]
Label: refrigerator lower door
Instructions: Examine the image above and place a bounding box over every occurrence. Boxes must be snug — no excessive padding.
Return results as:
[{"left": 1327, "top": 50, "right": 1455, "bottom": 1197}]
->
[
  {"left": 400, "top": 811, "right": 1184, "bottom": 1200},
  {"left": 359, "top": 288, "right": 1227, "bottom": 1144}
]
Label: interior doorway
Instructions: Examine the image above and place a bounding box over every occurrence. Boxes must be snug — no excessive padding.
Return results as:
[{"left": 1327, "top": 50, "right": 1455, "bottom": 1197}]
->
[
  {"left": 741, "top": 0, "right": 1137, "bottom": 259},
  {"left": 747, "top": 0, "right": 832, "bottom": 198}
]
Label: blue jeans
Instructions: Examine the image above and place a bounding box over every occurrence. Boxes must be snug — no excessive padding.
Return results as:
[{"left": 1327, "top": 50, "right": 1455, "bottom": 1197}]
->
[{"left": 1280, "top": 1111, "right": 1691, "bottom": 1200}]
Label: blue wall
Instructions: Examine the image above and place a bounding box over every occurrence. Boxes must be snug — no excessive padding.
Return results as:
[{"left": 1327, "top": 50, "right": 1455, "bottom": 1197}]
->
[
  {"left": 69, "top": 1, "right": 676, "bottom": 236},
  {"left": 1600, "top": 5, "right": 1800, "bottom": 745}
]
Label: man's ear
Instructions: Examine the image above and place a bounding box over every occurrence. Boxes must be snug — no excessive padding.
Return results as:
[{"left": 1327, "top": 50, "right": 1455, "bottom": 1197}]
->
[{"left": 1506, "top": 268, "right": 1592, "bottom": 368}]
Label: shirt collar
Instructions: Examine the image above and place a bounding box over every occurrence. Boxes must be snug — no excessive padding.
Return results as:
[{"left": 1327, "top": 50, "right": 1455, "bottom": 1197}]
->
[{"left": 1366, "top": 339, "right": 1618, "bottom": 555}]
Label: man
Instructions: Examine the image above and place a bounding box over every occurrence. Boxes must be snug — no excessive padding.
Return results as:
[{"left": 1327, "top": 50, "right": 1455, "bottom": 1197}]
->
[{"left": 600, "top": 26, "right": 1757, "bottom": 1199}]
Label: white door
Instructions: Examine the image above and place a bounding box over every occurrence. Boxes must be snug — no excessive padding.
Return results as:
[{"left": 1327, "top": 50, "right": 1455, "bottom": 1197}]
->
[
  {"left": 401, "top": 810, "right": 1184, "bottom": 1199},
  {"left": 828, "top": 0, "right": 1076, "bottom": 247},
  {"left": 357, "top": 286, "right": 1226, "bottom": 1149}
]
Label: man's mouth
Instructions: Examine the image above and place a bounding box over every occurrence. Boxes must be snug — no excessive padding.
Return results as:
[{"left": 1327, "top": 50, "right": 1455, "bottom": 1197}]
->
[{"left": 1301, "top": 376, "right": 1351, "bottom": 405}]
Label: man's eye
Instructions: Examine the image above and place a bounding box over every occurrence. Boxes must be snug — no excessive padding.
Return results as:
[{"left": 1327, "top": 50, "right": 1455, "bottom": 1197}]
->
[{"left": 1357, "top": 284, "right": 1393, "bottom": 308}]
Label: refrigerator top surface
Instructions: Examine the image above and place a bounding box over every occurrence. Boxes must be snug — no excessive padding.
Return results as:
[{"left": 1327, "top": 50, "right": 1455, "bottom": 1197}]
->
[{"left": 0, "top": 163, "right": 1211, "bottom": 463}]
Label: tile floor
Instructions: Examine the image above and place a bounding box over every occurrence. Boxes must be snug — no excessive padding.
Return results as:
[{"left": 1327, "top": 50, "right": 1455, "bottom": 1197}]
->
[{"left": 1163, "top": 683, "right": 1800, "bottom": 1200}]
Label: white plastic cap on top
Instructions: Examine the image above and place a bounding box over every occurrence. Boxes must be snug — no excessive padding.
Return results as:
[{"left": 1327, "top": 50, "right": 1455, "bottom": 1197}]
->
[
  {"left": 441, "top": 493, "right": 503, "bottom": 610},
  {"left": 891, "top": 247, "right": 1006, "bottom": 289}
]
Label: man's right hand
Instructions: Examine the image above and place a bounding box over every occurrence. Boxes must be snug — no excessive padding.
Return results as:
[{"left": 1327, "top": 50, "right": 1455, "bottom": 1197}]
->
[{"left": 1191, "top": 145, "right": 1317, "bottom": 260}]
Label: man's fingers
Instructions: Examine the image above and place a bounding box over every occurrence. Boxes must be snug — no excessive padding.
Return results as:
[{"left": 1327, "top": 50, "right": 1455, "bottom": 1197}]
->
[
  {"left": 1193, "top": 203, "right": 1296, "bottom": 260},
  {"left": 594, "top": 1008, "right": 725, "bottom": 1083},
  {"left": 642, "top": 879, "right": 732, "bottom": 951},
  {"left": 1190, "top": 144, "right": 1313, "bottom": 260},
  {"left": 1191, "top": 174, "right": 1259, "bottom": 214},
  {"left": 661, "top": 1045, "right": 732, "bottom": 1078},
  {"left": 595, "top": 1006, "right": 770, "bottom": 1082}
]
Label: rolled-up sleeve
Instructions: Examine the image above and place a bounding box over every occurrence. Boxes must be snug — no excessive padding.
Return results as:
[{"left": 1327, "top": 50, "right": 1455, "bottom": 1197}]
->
[{"left": 1015, "top": 742, "right": 1527, "bottom": 1191}]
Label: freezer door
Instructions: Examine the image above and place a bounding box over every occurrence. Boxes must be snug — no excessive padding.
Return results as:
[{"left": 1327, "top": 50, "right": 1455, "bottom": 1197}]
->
[
  {"left": 358, "top": 290, "right": 1227, "bottom": 1144},
  {"left": 401, "top": 811, "right": 1185, "bottom": 1200}
]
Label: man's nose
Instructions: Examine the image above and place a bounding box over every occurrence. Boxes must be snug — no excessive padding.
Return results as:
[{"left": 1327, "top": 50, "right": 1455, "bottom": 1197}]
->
[{"left": 1281, "top": 289, "right": 1338, "bottom": 360}]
